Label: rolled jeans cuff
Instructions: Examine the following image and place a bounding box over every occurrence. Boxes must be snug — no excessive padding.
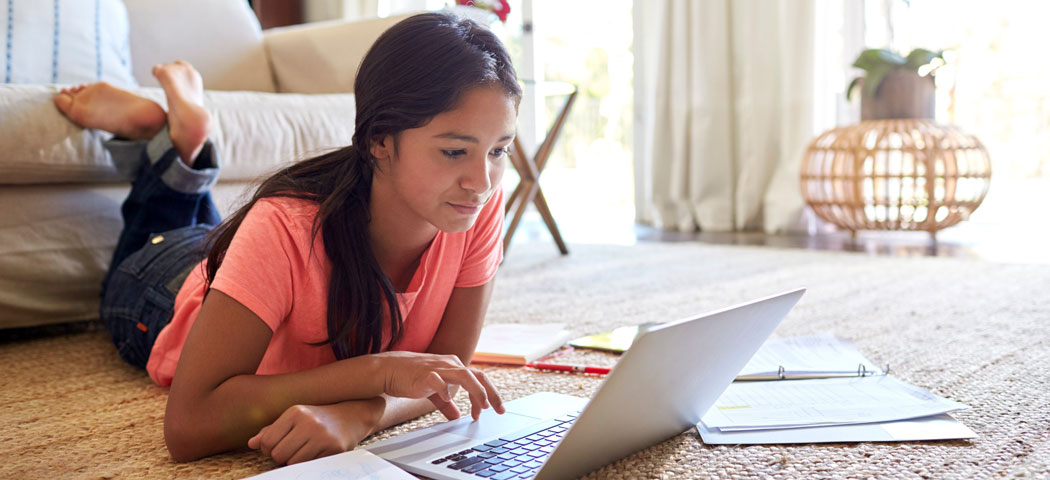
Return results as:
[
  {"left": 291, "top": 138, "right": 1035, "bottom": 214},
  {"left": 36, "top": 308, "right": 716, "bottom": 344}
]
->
[
  {"left": 104, "top": 126, "right": 221, "bottom": 194},
  {"left": 103, "top": 136, "right": 149, "bottom": 181},
  {"left": 150, "top": 127, "right": 221, "bottom": 194}
]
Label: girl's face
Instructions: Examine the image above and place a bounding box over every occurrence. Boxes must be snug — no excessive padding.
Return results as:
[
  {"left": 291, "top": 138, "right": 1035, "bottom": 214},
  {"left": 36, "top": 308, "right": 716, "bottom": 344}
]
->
[{"left": 373, "top": 85, "right": 518, "bottom": 234}]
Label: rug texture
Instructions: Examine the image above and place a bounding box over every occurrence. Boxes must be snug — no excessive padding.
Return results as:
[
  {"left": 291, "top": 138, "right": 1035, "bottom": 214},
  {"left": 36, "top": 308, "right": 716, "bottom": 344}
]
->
[{"left": 2, "top": 241, "right": 1048, "bottom": 479}]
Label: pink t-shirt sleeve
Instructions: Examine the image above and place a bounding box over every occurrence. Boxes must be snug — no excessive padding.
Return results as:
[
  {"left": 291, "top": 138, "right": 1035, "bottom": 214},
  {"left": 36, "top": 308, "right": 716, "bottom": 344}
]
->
[
  {"left": 209, "top": 198, "right": 303, "bottom": 331},
  {"left": 455, "top": 188, "right": 505, "bottom": 288}
]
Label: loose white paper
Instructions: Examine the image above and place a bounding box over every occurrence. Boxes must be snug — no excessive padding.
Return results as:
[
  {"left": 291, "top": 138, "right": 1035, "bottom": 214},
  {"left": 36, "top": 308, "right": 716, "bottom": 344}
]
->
[{"left": 242, "top": 449, "right": 415, "bottom": 480}]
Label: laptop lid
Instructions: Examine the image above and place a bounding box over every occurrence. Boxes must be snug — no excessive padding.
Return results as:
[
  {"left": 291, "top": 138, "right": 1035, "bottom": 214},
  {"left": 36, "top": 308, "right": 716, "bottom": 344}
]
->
[{"left": 533, "top": 288, "right": 805, "bottom": 479}]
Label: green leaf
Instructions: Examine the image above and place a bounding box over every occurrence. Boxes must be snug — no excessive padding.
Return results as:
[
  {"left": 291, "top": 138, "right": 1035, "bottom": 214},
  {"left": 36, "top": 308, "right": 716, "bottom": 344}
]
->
[
  {"left": 849, "top": 47, "right": 946, "bottom": 97},
  {"left": 904, "top": 48, "right": 943, "bottom": 70},
  {"left": 852, "top": 48, "right": 906, "bottom": 73},
  {"left": 847, "top": 77, "right": 862, "bottom": 101},
  {"left": 863, "top": 65, "right": 892, "bottom": 97}
]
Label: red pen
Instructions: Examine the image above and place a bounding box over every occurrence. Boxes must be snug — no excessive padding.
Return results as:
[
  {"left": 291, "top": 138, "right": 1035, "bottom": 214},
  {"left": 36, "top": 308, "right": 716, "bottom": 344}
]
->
[{"left": 526, "top": 362, "right": 612, "bottom": 375}]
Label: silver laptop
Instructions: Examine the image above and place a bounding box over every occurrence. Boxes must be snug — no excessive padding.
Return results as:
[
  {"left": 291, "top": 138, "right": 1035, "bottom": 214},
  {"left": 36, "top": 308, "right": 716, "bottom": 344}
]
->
[{"left": 364, "top": 288, "right": 805, "bottom": 480}]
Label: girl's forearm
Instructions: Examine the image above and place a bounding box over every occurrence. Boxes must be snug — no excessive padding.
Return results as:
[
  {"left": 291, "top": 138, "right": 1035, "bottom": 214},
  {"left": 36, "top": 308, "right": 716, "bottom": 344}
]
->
[
  {"left": 371, "top": 394, "right": 445, "bottom": 435},
  {"left": 166, "top": 354, "right": 386, "bottom": 461}
]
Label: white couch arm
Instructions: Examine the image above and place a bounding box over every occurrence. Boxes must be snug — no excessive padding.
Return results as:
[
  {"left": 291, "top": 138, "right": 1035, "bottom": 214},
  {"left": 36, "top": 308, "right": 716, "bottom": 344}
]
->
[{"left": 263, "top": 14, "right": 415, "bottom": 94}]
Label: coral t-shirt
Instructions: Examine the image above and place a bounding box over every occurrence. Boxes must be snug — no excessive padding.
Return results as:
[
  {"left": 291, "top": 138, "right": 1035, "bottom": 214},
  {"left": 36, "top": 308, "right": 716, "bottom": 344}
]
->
[{"left": 145, "top": 189, "right": 504, "bottom": 386}]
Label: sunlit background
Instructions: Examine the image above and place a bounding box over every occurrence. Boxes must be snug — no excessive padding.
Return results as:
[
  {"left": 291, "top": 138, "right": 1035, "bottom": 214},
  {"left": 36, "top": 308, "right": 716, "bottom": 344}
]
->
[
  {"left": 311, "top": 0, "right": 1049, "bottom": 261},
  {"left": 850, "top": 0, "right": 1050, "bottom": 260}
]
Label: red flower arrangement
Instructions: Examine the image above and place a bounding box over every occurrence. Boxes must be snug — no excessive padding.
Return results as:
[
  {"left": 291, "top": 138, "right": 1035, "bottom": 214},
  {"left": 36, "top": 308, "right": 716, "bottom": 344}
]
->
[{"left": 455, "top": 0, "right": 511, "bottom": 23}]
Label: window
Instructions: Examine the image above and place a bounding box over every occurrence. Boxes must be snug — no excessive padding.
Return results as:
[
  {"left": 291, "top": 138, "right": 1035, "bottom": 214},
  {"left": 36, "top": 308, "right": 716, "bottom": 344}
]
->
[
  {"left": 854, "top": 0, "right": 1050, "bottom": 249},
  {"left": 499, "top": 0, "right": 636, "bottom": 244}
]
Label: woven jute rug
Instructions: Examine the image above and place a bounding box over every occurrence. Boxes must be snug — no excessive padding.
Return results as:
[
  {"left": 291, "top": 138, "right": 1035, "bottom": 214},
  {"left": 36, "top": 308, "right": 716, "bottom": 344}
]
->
[{"left": 2, "top": 241, "right": 1048, "bottom": 479}]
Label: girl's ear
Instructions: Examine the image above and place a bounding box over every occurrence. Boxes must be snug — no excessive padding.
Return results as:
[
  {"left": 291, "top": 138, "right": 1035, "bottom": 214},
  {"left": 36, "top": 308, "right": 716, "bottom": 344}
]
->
[{"left": 370, "top": 135, "right": 395, "bottom": 162}]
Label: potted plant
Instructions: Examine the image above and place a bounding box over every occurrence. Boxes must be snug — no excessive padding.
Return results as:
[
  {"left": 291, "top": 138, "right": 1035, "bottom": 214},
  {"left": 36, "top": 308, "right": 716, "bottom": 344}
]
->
[{"left": 847, "top": 48, "right": 944, "bottom": 120}]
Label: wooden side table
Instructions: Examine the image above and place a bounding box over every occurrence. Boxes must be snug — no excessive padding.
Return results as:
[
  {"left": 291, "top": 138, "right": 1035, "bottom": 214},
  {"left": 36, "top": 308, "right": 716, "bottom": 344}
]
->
[{"left": 503, "top": 83, "right": 578, "bottom": 256}]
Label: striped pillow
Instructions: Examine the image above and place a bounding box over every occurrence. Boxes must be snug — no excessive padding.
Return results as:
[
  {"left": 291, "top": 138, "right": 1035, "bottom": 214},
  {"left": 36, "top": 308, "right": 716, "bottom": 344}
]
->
[{"left": 0, "top": 0, "right": 136, "bottom": 87}]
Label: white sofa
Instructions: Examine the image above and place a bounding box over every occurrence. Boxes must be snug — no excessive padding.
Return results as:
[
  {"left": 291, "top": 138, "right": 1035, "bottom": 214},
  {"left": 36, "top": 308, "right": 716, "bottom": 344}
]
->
[{"left": 0, "top": 0, "right": 412, "bottom": 328}]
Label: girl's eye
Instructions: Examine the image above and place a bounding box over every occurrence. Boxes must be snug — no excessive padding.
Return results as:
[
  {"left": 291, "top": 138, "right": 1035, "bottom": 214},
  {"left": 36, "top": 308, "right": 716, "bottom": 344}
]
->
[{"left": 442, "top": 148, "right": 510, "bottom": 158}]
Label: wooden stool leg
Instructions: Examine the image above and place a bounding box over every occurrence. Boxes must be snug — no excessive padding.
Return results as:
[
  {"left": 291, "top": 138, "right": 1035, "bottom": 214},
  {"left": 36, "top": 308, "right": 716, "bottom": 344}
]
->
[
  {"left": 504, "top": 138, "right": 533, "bottom": 215},
  {"left": 502, "top": 179, "right": 539, "bottom": 255},
  {"left": 533, "top": 90, "right": 577, "bottom": 172},
  {"left": 501, "top": 86, "right": 578, "bottom": 256},
  {"left": 505, "top": 182, "right": 524, "bottom": 215},
  {"left": 532, "top": 189, "right": 568, "bottom": 255}
]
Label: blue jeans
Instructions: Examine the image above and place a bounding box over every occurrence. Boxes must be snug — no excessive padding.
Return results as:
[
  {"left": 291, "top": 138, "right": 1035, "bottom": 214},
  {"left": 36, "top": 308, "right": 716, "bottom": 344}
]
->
[{"left": 99, "top": 128, "right": 222, "bottom": 369}]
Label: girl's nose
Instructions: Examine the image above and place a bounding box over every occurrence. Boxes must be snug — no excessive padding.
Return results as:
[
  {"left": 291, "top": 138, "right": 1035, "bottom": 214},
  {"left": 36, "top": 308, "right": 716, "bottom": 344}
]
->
[{"left": 460, "top": 154, "right": 492, "bottom": 194}]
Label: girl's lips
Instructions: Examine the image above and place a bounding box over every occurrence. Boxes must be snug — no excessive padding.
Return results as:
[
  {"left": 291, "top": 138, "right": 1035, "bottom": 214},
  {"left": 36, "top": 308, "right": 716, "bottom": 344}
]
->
[{"left": 448, "top": 202, "right": 482, "bottom": 215}]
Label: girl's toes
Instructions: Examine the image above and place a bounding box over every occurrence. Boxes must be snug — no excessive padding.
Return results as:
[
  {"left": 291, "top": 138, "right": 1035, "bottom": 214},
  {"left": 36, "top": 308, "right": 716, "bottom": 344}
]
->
[{"left": 54, "top": 92, "right": 74, "bottom": 115}]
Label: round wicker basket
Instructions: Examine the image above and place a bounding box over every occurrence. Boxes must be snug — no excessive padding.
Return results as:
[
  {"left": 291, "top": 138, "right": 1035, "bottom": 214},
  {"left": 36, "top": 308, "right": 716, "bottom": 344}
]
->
[{"left": 800, "top": 119, "right": 991, "bottom": 239}]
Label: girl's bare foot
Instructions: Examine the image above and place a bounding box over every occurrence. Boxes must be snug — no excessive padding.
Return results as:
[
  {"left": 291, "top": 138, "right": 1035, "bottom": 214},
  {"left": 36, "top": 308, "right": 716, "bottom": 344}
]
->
[
  {"left": 53, "top": 82, "right": 166, "bottom": 140},
  {"left": 152, "top": 61, "right": 211, "bottom": 166}
]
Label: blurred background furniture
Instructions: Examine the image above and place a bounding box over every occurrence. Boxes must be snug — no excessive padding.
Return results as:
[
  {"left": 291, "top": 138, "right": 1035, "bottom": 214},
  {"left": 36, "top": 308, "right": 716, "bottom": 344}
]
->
[{"left": 800, "top": 119, "right": 991, "bottom": 240}]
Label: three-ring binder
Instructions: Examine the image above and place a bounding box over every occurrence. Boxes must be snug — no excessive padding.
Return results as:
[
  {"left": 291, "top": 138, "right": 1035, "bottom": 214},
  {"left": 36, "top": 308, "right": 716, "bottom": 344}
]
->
[{"left": 740, "top": 363, "right": 891, "bottom": 382}]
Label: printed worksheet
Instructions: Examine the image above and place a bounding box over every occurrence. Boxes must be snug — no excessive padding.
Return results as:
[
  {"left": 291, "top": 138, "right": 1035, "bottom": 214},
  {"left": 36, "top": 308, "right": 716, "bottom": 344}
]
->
[{"left": 701, "top": 375, "right": 969, "bottom": 431}]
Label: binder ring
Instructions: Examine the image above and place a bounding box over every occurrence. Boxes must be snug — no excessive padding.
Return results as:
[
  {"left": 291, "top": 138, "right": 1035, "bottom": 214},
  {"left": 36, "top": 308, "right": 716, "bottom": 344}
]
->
[{"left": 778, "top": 365, "right": 786, "bottom": 380}]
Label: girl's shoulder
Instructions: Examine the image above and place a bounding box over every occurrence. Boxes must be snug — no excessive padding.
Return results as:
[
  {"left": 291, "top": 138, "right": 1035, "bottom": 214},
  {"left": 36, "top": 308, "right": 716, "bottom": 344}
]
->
[
  {"left": 240, "top": 196, "right": 323, "bottom": 245},
  {"left": 250, "top": 195, "right": 321, "bottom": 222},
  {"left": 235, "top": 195, "right": 328, "bottom": 267}
]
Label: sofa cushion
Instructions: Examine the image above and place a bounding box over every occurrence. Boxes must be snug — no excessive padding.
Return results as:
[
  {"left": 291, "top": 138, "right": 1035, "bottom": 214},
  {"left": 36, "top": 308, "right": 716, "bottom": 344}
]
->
[
  {"left": 0, "top": 0, "right": 136, "bottom": 87},
  {"left": 0, "top": 84, "right": 356, "bottom": 185},
  {"left": 123, "top": 0, "right": 275, "bottom": 92}
]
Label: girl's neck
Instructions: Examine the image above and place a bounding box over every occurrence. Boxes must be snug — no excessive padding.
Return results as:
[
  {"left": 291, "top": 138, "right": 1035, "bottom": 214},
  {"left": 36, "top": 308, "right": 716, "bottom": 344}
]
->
[{"left": 368, "top": 180, "right": 439, "bottom": 291}]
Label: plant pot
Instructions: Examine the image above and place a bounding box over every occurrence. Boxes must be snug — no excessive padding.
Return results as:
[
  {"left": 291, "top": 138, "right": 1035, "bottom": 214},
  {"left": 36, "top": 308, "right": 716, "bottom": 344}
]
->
[{"left": 859, "top": 70, "right": 935, "bottom": 120}]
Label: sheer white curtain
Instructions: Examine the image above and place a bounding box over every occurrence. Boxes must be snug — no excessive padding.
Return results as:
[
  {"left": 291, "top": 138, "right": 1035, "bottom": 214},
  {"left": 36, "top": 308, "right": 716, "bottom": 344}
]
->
[{"left": 633, "top": 0, "right": 819, "bottom": 233}]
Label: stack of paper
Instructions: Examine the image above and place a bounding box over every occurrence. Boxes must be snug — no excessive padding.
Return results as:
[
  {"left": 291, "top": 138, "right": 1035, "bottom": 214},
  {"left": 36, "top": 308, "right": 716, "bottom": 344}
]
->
[{"left": 697, "top": 334, "right": 977, "bottom": 444}]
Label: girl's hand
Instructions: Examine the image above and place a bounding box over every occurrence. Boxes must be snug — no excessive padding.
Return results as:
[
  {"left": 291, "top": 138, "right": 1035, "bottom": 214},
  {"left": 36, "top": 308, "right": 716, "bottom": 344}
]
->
[
  {"left": 373, "top": 351, "right": 504, "bottom": 421},
  {"left": 247, "top": 398, "right": 384, "bottom": 465}
]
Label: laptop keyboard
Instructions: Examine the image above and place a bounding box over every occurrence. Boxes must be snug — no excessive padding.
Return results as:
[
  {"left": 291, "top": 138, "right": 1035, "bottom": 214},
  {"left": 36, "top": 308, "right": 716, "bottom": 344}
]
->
[{"left": 429, "top": 412, "right": 580, "bottom": 479}]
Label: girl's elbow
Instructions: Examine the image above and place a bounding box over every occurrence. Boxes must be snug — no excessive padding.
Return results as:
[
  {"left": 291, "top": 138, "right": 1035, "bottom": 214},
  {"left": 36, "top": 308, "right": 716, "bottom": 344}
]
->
[{"left": 164, "top": 417, "right": 203, "bottom": 462}]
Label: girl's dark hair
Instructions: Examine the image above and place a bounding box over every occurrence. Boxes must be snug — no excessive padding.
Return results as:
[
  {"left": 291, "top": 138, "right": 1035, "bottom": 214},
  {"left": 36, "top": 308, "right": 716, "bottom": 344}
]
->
[{"left": 203, "top": 12, "right": 521, "bottom": 359}]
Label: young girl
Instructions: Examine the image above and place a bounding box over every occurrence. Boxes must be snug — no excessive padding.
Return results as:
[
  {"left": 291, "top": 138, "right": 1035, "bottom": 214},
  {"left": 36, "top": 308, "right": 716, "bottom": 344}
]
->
[{"left": 54, "top": 12, "right": 519, "bottom": 464}]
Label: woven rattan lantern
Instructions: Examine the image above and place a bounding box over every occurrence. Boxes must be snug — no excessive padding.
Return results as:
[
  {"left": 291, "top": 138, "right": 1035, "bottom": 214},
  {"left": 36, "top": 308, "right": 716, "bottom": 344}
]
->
[{"left": 801, "top": 119, "right": 991, "bottom": 239}]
